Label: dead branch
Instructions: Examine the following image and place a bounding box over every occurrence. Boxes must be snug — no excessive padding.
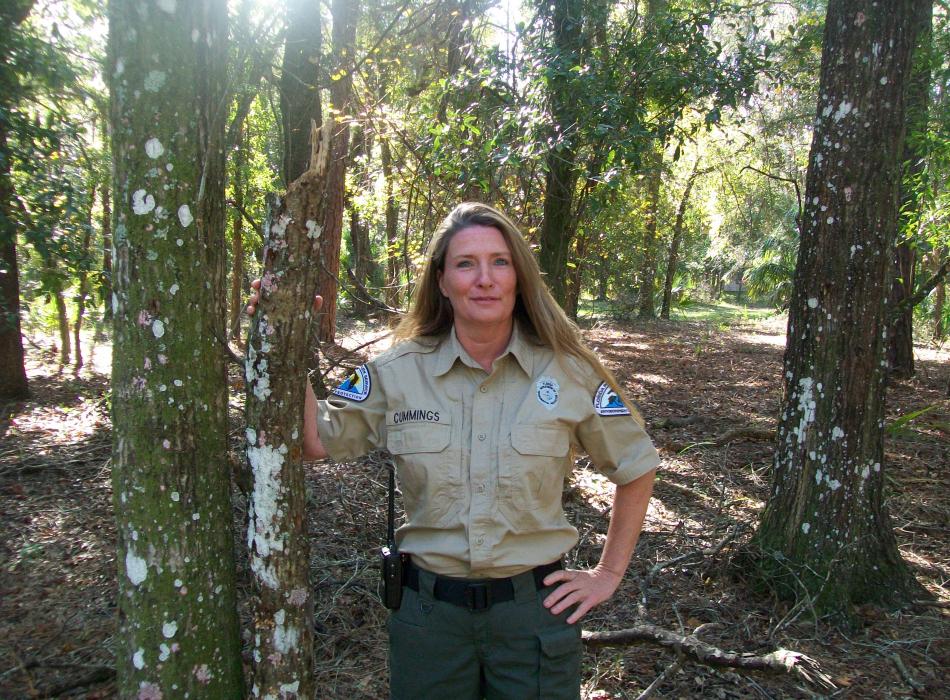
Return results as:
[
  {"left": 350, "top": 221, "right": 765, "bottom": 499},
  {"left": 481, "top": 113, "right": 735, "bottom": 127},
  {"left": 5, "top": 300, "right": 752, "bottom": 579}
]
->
[
  {"left": 655, "top": 415, "right": 700, "bottom": 429},
  {"left": 643, "top": 526, "right": 742, "bottom": 595},
  {"left": 582, "top": 624, "right": 835, "bottom": 690},
  {"left": 712, "top": 427, "right": 773, "bottom": 447},
  {"left": 889, "top": 653, "right": 925, "bottom": 693}
]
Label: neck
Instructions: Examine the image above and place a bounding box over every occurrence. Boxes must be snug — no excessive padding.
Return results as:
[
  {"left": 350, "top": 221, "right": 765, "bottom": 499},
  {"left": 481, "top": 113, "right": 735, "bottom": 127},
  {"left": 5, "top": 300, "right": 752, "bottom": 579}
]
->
[{"left": 454, "top": 319, "right": 514, "bottom": 372}]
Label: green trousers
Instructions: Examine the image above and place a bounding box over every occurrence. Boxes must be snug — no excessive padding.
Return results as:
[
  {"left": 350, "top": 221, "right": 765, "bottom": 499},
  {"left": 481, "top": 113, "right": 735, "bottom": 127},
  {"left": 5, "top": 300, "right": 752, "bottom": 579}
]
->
[{"left": 387, "top": 566, "right": 582, "bottom": 700}]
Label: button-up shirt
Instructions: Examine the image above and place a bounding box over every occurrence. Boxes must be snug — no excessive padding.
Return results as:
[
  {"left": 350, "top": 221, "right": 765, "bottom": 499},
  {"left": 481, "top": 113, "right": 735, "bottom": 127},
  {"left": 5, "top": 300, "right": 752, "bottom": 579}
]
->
[{"left": 317, "top": 323, "right": 660, "bottom": 578}]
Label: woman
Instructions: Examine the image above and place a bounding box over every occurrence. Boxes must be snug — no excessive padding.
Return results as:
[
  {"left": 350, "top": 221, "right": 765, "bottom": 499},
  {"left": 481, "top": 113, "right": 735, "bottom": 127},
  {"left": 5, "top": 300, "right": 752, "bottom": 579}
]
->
[{"left": 251, "top": 202, "right": 658, "bottom": 699}]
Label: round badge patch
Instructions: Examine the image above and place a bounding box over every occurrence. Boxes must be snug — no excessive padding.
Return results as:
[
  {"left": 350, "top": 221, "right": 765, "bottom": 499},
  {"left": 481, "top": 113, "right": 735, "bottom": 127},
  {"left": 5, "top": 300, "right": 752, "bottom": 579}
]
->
[
  {"left": 332, "top": 365, "right": 371, "bottom": 402},
  {"left": 593, "top": 382, "right": 630, "bottom": 416},
  {"left": 536, "top": 376, "right": 560, "bottom": 411}
]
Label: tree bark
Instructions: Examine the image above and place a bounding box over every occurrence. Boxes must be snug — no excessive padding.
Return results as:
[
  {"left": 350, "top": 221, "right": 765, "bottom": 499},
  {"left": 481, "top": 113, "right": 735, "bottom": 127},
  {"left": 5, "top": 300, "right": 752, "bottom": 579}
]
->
[
  {"left": 54, "top": 284, "right": 70, "bottom": 368},
  {"left": 245, "top": 126, "right": 332, "bottom": 700},
  {"left": 347, "top": 125, "right": 378, "bottom": 317},
  {"left": 753, "top": 0, "right": 927, "bottom": 617},
  {"left": 887, "top": 0, "right": 932, "bottom": 378},
  {"left": 73, "top": 192, "right": 94, "bottom": 373},
  {"left": 280, "top": 0, "right": 322, "bottom": 187},
  {"left": 637, "top": 146, "right": 664, "bottom": 319},
  {"left": 0, "top": 1, "right": 34, "bottom": 400},
  {"left": 537, "top": 0, "right": 583, "bottom": 306},
  {"left": 933, "top": 249, "right": 946, "bottom": 341},
  {"left": 101, "top": 161, "right": 113, "bottom": 324},
  {"left": 229, "top": 125, "right": 246, "bottom": 341},
  {"left": 381, "top": 137, "right": 401, "bottom": 309},
  {"left": 661, "top": 161, "right": 707, "bottom": 319},
  {"left": 108, "top": 1, "right": 244, "bottom": 696},
  {"left": 315, "top": 0, "right": 360, "bottom": 343}
]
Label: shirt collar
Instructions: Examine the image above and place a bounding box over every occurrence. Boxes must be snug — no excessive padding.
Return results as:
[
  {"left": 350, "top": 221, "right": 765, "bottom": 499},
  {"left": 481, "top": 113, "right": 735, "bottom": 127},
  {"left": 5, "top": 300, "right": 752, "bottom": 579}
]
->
[{"left": 432, "top": 322, "right": 535, "bottom": 378}]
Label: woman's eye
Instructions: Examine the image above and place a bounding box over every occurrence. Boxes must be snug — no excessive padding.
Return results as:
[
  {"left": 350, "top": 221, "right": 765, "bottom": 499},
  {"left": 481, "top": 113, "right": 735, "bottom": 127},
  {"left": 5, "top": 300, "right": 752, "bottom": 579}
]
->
[
  {"left": 457, "top": 260, "right": 473, "bottom": 268},
  {"left": 494, "top": 258, "right": 510, "bottom": 266}
]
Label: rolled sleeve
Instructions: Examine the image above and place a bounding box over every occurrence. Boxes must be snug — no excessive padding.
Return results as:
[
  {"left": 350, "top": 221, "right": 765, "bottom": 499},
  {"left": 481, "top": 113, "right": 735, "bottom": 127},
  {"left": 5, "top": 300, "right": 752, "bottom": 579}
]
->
[
  {"left": 316, "top": 363, "right": 386, "bottom": 461},
  {"left": 576, "top": 398, "right": 661, "bottom": 486}
]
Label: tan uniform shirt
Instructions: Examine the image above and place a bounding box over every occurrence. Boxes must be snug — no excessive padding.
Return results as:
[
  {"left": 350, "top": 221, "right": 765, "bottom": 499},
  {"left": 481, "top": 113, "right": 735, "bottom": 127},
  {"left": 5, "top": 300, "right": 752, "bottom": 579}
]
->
[{"left": 317, "top": 323, "right": 660, "bottom": 578}]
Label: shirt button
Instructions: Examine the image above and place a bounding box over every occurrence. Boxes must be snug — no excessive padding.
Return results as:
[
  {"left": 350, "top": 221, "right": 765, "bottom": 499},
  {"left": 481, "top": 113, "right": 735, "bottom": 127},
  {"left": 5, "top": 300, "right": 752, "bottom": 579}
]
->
[
  {"left": 479, "top": 385, "right": 488, "bottom": 393},
  {"left": 478, "top": 433, "right": 486, "bottom": 441},
  {"left": 476, "top": 536, "right": 484, "bottom": 546},
  {"left": 475, "top": 483, "right": 485, "bottom": 494}
]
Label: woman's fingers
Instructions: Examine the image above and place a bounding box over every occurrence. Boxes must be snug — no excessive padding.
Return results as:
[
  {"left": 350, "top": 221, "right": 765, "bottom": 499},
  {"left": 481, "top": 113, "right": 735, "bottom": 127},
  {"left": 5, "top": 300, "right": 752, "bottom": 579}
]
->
[{"left": 246, "top": 288, "right": 324, "bottom": 317}]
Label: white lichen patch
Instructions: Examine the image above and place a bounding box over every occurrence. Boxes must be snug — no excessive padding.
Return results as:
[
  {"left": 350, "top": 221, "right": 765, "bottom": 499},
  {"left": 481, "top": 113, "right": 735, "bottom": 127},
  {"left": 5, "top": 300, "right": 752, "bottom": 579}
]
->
[
  {"left": 807, "top": 298, "right": 818, "bottom": 309},
  {"left": 138, "top": 681, "right": 163, "bottom": 700},
  {"left": 247, "top": 443, "right": 289, "bottom": 589},
  {"left": 133, "top": 648, "right": 146, "bottom": 669},
  {"left": 144, "top": 70, "right": 166, "bottom": 92},
  {"left": 126, "top": 548, "right": 148, "bottom": 585},
  {"left": 132, "top": 189, "right": 156, "bottom": 215},
  {"left": 162, "top": 620, "right": 178, "bottom": 638},
  {"left": 273, "top": 609, "right": 300, "bottom": 654},
  {"left": 832, "top": 101, "right": 853, "bottom": 122},
  {"left": 152, "top": 319, "right": 165, "bottom": 338},
  {"left": 145, "top": 138, "right": 165, "bottom": 159},
  {"left": 246, "top": 428, "right": 257, "bottom": 445},
  {"left": 280, "top": 681, "right": 300, "bottom": 696},
  {"left": 178, "top": 204, "right": 193, "bottom": 228},
  {"left": 195, "top": 664, "right": 212, "bottom": 683},
  {"left": 158, "top": 643, "right": 171, "bottom": 662},
  {"left": 795, "top": 377, "right": 816, "bottom": 445},
  {"left": 306, "top": 220, "right": 322, "bottom": 239},
  {"left": 157, "top": 0, "right": 177, "bottom": 13},
  {"left": 831, "top": 426, "right": 845, "bottom": 440},
  {"left": 801, "top": 522, "right": 810, "bottom": 534}
]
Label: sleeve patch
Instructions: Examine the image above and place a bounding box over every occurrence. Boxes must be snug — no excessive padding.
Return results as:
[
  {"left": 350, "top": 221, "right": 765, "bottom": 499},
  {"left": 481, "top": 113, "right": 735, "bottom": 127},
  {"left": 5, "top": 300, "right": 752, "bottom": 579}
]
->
[
  {"left": 332, "top": 365, "right": 371, "bottom": 402},
  {"left": 593, "top": 382, "right": 631, "bottom": 416}
]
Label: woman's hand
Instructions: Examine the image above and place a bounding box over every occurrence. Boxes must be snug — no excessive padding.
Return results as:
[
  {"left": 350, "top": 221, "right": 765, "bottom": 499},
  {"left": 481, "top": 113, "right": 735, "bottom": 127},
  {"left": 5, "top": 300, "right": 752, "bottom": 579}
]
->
[
  {"left": 541, "top": 566, "right": 624, "bottom": 625},
  {"left": 244, "top": 278, "right": 323, "bottom": 316}
]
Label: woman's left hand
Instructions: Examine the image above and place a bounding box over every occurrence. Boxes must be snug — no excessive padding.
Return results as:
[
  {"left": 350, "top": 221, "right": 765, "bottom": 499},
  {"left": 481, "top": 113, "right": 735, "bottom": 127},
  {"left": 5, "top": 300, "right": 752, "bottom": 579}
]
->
[{"left": 541, "top": 565, "right": 624, "bottom": 624}]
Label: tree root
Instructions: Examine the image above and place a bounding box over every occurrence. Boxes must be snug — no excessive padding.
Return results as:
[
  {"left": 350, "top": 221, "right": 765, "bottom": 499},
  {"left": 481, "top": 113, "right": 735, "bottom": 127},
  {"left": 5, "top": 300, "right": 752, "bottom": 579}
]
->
[{"left": 582, "top": 624, "right": 835, "bottom": 690}]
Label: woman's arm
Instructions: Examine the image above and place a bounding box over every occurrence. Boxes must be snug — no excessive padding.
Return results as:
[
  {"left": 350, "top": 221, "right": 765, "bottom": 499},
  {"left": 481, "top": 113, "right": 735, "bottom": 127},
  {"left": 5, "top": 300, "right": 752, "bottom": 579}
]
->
[
  {"left": 542, "top": 467, "right": 656, "bottom": 624},
  {"left": 303, "top": 380, "right": 328, "bottom": 460}
]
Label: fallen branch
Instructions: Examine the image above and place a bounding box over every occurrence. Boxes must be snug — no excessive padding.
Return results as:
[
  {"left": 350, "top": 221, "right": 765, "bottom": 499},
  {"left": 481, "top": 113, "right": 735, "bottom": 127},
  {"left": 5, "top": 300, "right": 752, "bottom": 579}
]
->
[
  {"left": 655, "top": 415, "right": 700, "bottom": 429},
  {"left": 712, "top": 427, "right": 773, "bottom": 447},
  {"left": 642, "top": 526, "right": 742, "bottom": 596},
  {"left": 582, "top": 624, "right": 835, "bottom": 690}
]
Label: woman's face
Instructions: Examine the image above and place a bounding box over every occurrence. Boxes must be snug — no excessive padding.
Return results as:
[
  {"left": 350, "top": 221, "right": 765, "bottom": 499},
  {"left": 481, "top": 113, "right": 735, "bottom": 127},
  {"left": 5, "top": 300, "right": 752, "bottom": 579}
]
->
[{"left": 438, "top": 225, "right": 518, "bottom": 334}]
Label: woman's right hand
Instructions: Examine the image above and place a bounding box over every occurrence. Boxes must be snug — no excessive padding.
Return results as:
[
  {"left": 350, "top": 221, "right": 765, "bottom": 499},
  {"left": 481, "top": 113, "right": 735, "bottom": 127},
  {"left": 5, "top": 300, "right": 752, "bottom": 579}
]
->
[{"left": 245, "top": 279, "right": 323, "bottom": 316}]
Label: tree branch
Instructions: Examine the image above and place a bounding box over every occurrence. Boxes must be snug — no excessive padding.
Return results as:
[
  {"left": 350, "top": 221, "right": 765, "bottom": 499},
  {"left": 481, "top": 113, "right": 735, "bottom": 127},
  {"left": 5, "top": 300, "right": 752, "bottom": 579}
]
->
[
  {"left": 740, "top": 165, "right": 803, "bottom": 232},
  {"left": 582, "top": 625, "right": 835, "bottom": 690},
  {"left": 890, "top": 257, "right": 950, "bottom": 320}
]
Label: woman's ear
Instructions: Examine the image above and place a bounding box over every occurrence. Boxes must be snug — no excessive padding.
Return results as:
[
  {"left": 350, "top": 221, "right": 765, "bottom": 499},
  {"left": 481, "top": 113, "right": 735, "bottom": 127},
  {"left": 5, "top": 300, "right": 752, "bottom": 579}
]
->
[{"left": 437, "top": 270, "right": 447, "bottom": 297}]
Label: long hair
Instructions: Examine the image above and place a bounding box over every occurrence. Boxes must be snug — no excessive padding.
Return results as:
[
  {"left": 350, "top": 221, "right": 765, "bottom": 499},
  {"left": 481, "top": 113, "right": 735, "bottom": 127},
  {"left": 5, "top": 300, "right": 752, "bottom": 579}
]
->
[{"left": 394, "top": 202, "right": 627, "bottom": 398}]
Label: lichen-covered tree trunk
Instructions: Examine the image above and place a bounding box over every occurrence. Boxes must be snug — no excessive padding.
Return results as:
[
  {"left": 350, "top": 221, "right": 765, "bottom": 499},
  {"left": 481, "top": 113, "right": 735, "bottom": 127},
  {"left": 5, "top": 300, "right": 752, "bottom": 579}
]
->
[
  {"left": 229, "top": 125, "right": 246, "bottom": 341},
  {"left": 245, "top": 127, "right": 331, "bottom": 700},
  {"left": 381, "top": 137, "right": 401, "bottom": 309},
  {"left": 933, "top": 249, "right": 946, "bottom": 341},
  {"left": 101, "top": 157, "right": 113, "bottom": 324},
  {"left": 108, "top": 1, "right": 244, "bottom": 697},
  {"left": 754, "top": 0, "right": 927, "bottom": 616},
  {"left": 636, "top": 146, "right": 663, "bottom": 319},
  {"left": 315, "top": 0, "right": 360, "bottom": 343}
]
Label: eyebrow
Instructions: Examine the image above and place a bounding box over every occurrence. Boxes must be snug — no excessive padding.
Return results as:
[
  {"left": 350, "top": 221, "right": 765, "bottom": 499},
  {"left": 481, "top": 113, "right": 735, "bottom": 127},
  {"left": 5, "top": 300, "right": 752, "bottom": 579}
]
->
[{"left": 450, "top": 250, "right": 512, "bottom": 259}]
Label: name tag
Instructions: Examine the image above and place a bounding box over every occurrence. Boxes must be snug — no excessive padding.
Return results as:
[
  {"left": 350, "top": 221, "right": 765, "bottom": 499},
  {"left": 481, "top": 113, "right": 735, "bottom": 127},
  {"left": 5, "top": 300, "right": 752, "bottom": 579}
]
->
[{"left": 392, "top": 408, "right": 442, "bottom": 425}]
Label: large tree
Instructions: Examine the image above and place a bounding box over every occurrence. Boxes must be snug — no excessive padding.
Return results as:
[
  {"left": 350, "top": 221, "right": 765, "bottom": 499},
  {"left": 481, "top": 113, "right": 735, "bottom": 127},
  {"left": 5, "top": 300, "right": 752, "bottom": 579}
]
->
[
  {"left": 754, "top": 0, "right": 928, "bottom": 615},
  {"left": 0, "top": 0, "right": 35, "bottom": 400},
  {"left": 108, "top": 0, "right": 243, "bottom": 695}
]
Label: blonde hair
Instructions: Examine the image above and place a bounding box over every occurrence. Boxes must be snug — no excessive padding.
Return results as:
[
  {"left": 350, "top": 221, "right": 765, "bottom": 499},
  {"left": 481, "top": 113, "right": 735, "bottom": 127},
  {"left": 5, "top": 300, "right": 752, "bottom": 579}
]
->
[{"left": 394, "top": 202, "right": 626, "bottom": 398}]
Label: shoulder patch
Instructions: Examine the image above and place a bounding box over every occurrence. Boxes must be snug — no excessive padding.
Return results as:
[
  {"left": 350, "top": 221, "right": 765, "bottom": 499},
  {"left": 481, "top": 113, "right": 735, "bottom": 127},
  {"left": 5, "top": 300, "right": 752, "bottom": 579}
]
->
[
  {"left": 593, "top": 382, "right": 631, "bottom": 416},
  {"left": 333, "top": 365, "right": 371, "bottom": 402}
]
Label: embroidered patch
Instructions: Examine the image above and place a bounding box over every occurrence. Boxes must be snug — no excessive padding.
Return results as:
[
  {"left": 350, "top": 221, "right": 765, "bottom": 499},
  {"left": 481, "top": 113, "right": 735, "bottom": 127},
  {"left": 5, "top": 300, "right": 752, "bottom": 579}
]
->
[
  {"left": 536, "top": 376, "right": 560, "bottom": 410},
  {"left": 593, "top": 382, "right": 630, "bottom": 416},
  {"left": 333, "top": 365, "right": 371, "bottom": 402}
]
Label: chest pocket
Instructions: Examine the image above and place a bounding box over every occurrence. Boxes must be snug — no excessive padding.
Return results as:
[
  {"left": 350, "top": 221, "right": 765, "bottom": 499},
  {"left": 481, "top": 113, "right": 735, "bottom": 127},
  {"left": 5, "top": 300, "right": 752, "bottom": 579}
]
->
[
  {"left": 386, "top": 423, "right": 460, "bottom": 527},
  {"left": 500, "top": 424, "right": 572, "bottom": 519}
]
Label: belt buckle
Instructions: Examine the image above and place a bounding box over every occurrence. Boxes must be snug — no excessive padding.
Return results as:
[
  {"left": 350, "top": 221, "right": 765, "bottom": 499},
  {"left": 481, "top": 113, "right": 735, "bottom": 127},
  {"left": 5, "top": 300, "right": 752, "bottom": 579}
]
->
[{"left": 465, "top": 582, "right": 491, "bottom": 611}]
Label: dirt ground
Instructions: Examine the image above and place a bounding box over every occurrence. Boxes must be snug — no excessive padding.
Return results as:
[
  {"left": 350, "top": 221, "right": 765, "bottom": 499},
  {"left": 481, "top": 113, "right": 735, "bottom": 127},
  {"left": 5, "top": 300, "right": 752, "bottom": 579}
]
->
[{"left": 1, "top": 312, "right": 947, "bottom": 699}]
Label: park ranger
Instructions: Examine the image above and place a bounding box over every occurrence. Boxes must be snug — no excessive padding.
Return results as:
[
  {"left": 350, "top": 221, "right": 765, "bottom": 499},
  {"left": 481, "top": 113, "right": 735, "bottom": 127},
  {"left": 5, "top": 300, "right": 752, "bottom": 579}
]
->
[{"left": 252, "top": 202, "right": 659, "bottom": 699}]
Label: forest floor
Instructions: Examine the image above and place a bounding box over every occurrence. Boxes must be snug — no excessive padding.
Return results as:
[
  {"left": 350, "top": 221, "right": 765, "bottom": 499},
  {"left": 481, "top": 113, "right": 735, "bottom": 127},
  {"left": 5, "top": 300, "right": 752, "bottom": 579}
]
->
[{"left": 1, "top": 307, "right": 948, "bottom": 699}]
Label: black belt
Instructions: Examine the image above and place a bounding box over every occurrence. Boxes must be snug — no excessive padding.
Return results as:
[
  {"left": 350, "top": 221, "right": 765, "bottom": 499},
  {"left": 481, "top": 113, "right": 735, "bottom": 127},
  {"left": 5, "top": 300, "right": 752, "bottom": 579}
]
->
[{"left": 405, "top": 560, "right": 562, "bottom": 612}]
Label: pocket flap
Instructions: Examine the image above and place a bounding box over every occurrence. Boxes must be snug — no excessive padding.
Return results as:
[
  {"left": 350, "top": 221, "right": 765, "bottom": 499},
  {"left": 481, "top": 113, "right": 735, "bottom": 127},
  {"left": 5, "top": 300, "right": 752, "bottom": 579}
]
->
[
  {"left": 387, "top": 424, "right": 451, "bottom": 454},
  {"left": 538, "top": 624, "right": 581, "bottom": 658},
  {"left": 511, "top": 425, "right": 570, "bottom": 457}
]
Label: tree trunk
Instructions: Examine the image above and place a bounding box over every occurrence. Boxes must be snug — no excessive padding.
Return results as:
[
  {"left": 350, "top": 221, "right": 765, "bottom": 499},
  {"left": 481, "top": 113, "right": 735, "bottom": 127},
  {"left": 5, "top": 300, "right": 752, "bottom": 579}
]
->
[
  {"left": 934, "top": 249, "right": 946, "bottom": 341},
  {"left": 565, "top": 230, "right": 588, "bottom": 319},
  {"left": 348, "top": 125, "right": 377, "bottom": 317},
  {"left": 245, "top": 128, "right": 331, "bottom": 700},
  {"left": 315, "top": 0, "right": 360, "bottom": 343},
  {"left": 54, "top": 285, "right": 70, "bottom": 368},
  {"left": 537, "top": 0, "right": 583, "bottom": 306},
  {"left": 753, "top": 0, "right": 927, "bottom": 617},
  {"left": 229, "top": 125, "right": 246, "bottom": 341},
  {"left": 661, "top": 161, "right": 706, "bottom": 320},
  {"left": 888, "top": 0, "right": 931, "bottom": 378},
  {"left": 101, "top": 166, "right": 113, "bottom": 324},
  {"left": 637, "top": 146, "right": 664, "bottom": 319},
  {"left": 108, "top": 1, "right": 244, "bottom": 696},
  {"left": 0, "top": 2, "right": 34, "bottom": 400},
  {"left": 73, "top": 194, "right": 94, "bottom": 373},
  {"left": 280, "top": 0, "right": 322, "bottom": 187},
  {"left": 381, "top": 137, "right": 400, "bottom": 309}
]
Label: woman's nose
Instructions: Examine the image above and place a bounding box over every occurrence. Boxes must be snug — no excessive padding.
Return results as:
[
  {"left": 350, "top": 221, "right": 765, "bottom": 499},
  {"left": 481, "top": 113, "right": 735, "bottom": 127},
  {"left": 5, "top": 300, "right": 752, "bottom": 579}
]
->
[{"left": 475, "top": 263, "right": 494, "bottom": 286}]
